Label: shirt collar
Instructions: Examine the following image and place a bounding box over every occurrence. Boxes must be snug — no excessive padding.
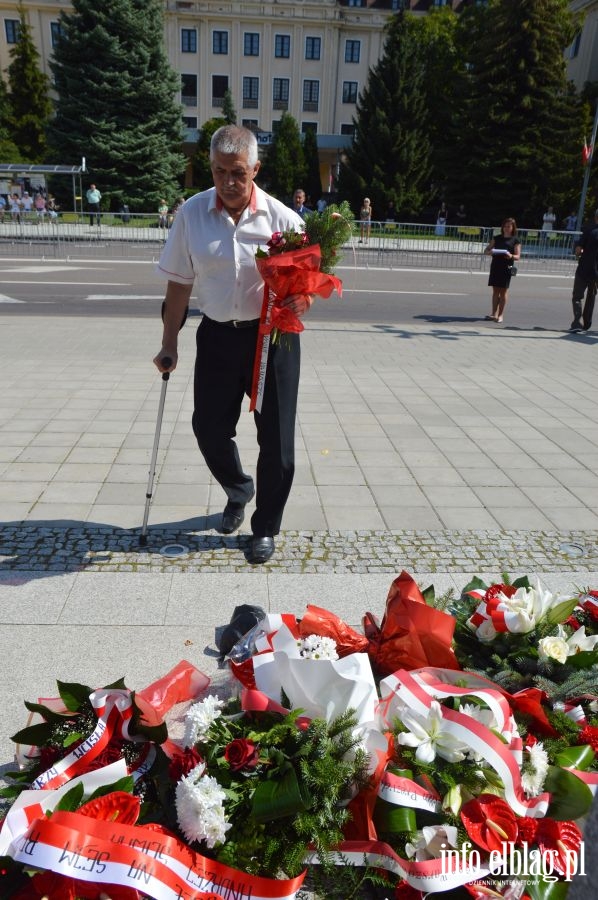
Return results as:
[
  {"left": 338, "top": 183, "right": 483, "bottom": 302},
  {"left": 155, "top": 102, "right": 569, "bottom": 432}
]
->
[{"left": 212, "top": 183, "right": 259, "bottom": 216}]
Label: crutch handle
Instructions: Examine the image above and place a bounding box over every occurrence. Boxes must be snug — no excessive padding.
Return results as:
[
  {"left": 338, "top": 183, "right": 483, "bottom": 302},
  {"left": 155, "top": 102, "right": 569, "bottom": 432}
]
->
[{"left": 160, "top": 356, "right": 172, "bottom": 380}]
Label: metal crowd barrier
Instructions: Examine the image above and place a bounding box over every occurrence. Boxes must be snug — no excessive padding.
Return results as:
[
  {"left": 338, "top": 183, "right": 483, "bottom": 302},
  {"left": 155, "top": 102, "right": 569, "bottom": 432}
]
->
[{"left": 0, "top": 214, "right": 580, "bottom": 274}]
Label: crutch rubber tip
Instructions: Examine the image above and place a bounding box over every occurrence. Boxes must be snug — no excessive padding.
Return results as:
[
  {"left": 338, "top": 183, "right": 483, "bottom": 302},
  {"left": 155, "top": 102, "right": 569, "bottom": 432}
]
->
[{"left": 139, "top": 534, "right": 148, "bottom": 547}]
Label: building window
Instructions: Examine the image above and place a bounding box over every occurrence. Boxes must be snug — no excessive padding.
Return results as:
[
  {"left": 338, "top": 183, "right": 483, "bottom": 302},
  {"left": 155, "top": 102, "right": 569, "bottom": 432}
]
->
[
  {"left": 183, "top": 116, "right": 198, "bottom": 129},
  {"left": 341, "top": 123, "right": 356, "bottom": 137},
  {"left": 242, "top": 119, "right": 259, "bottom": 132},
  {"left": 302, "top": 122, "right": 317, "bottom": 134},
  {"left": 347, "top": 0, "right": 364, "bottom": 6},
  {"left": 213, "top": 30, "right": 228, "bottom": 54},
  {"left": 181, "top": 74, "right": 197, "bottom": 106},
  {"left": 212, "top": 74, "right": 229, "bottom": 107},
  {"left": 345, "top": 40, "right": 360, "bottom": 64},
  {"left": 275, "top": 34, "right": 290, "bottom": 58},
  {"left": 50, "top": 21, "right": 64, "bottom": 48},
  {"left": 273, "top": 77, "right": 290, "bottom": 111},
  {"left": 433, "top": 0, "right": 449, "bottom": 5},
  {"left": 4, "top": 19, "right": 20, "bottom": 44},
  {"left": 243, "top": 76, "right": 259, "bottom": 109},
  {"left": 342, "top": 81, "right": 358, "bottom": 104},
  {"left": 181, "top": 29, "right": 197, "bottom": 53},
  {"left": 244, "top": 32, "right": 259, "bottom": 56},
  {"left": 305, "top": 36, "right": 321, "bottom": 60},
  {"left": 303, "top": 80, "right": 319, "bottom": 113}
]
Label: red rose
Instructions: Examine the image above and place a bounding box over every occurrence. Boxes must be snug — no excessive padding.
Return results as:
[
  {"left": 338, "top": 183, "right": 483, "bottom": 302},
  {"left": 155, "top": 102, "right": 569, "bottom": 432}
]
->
[
  {"left": 169, "top": 747, "right": 203, "bottom": 782},
  {"left": 224, "top": 738, "right": 259, "bottom": 772},
  {"left": 395, "top": 883, "right": 424, "bottom": 899},
  {"left": 516, "top": 816, "right": 538, "bottom": 846},
  {"left": 461, "top": 794, "right": 518, "bottom": 853}
]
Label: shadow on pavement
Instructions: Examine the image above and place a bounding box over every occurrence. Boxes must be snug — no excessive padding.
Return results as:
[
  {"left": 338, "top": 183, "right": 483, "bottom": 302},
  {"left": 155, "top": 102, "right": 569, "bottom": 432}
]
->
[{"left": 0, "top": 515, "right": 256, "bottom": 583}]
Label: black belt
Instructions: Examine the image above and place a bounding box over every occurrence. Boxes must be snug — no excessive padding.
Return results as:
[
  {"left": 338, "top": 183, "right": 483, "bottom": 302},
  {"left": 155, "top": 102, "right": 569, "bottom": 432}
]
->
[{"left": 206, "top": 316, "right": 260, "bottom": 329}]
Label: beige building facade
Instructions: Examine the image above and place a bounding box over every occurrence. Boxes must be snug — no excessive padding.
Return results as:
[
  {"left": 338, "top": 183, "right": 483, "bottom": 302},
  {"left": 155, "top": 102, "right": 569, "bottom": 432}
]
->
[{"left": 1, "top": 1, "right": 597, "bottom": 187}]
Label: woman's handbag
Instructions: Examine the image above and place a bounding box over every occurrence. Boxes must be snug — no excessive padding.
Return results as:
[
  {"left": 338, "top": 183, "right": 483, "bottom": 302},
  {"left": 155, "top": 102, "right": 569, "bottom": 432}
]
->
[{"left": 507, "top": 264, "right": 518, "bottom": 276}]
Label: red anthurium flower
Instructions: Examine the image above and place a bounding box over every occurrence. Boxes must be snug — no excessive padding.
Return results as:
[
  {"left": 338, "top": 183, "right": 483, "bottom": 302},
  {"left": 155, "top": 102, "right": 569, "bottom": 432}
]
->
[
  {"left": 578, "top": 725, "right": 598, "bottom": 752},
  {"left": 516, "top": 816, "right": 538, "bottom": 846},
  {"left": 224, "top": 738, "right": 259, "bottom": 772},
  {"left": 460, "top": 794, "right": 518, "bottom": 853},
  {"left": 168, "top": 746, "right": 203, "bottom": 782},
  {"left": 77, "top": 791, "right": 141, "bottom": 825},
  {"left": 536, "top": 819, "right": 583, "bottom": 877}
]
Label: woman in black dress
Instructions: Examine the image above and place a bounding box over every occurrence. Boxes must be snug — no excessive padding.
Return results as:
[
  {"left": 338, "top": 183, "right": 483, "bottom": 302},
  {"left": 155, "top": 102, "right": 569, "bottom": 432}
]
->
[{"left": 484, "top": 217, "right": 521, "bottom": 323}]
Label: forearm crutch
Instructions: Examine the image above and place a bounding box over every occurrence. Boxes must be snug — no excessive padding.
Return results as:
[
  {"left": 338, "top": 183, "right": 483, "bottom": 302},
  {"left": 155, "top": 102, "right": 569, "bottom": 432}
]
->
[{"left": 139, "top": 303, "right": 188, "bottom": 547}]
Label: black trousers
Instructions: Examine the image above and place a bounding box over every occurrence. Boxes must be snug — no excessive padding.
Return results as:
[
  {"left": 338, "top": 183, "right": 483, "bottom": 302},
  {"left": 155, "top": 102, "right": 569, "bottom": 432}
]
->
[
  {"left": 572, "top": 269, "right": 596, "bottom": 329},
  {"left": 88, "top": 203, "right": 100, "bottom": 226},
  {"left": 192, "top": 316, "right": 300, "bottom": 537}
]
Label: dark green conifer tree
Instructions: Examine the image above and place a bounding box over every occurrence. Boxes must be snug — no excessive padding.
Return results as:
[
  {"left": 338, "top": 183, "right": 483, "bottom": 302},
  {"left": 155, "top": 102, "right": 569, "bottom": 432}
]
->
[
  {"left": 6, "top": 3, "right": 52, "bottom": 161},
  {"left": 337, "top": 11, "right": 433, "bottom": 220},
  {"left": 0, "top": 75, "right": 22, "bottom": 161},
  {"left": 47, "top": 0, "right": 185, "bottom": 210},
  {"left": 222, "top": 90, "right": 237, "bottom": 125},
  {"left": 445, "top": 0, "right": 583, "bottom": 225},
  {"left": 302, "top": 127, "right": 322, "bottom": 206},
  {"left": 260, "top": 112, "right": 306, "bottom": 201},
  {"left": 192, "top": 116, "right": 227, "bottom": 190}
]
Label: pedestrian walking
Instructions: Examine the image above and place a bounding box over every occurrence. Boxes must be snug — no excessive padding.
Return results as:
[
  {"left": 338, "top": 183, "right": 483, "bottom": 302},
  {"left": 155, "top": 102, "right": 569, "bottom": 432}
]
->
[
  {"left": 153, "top": 125, "right": 310, "bottom": 565},
  {"left": 569, "top": 208, "right": 598, "bottom": 333},
  {"left": 483, "top": 217, "right": 521, "bottom": 323},
  {"left": 86, "top": 183, "right": 102, "bottom": 226}
]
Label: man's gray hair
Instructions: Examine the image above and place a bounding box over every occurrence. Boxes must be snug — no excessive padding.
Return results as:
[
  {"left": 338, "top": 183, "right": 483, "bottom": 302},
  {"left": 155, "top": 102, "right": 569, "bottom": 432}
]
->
[{"left": 210, "top": 125, "right": 258, "bottom": 167}]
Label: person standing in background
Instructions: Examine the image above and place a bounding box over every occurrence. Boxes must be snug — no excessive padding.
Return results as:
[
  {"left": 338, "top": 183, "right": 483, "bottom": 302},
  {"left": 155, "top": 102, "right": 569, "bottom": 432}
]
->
[
  {"left": 86, "top": 183, "right": 102, "bottom": 226},
  {"left": 359, "top": 197, "right": 372, "bottom": 243},
  {"left": 569, "top": 208, "right": 598, "bottom": 333},
  {"left": 484, "top": 217, "right": 521, "bottom": 324},
  {"left": 290, "top": 188, "right": 311, "bottom": 221}
]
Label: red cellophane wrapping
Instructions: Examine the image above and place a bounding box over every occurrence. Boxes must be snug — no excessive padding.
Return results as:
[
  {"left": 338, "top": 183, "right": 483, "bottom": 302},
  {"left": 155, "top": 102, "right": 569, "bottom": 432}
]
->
[
  {"left": 365, "top": 570, "right": 461, "bottom": 676},
  {"left": 255, "top": 244, "right": 342, "bottom": 334},
  {"left": 298, "top": 604, "right": 369, "bottom": 657}
]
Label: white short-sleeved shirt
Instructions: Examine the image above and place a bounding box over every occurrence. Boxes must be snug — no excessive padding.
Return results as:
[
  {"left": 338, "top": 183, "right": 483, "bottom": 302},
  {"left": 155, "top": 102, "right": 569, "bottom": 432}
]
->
[{"left": 157, "top": 184, "right": 305, "bottom": 322}]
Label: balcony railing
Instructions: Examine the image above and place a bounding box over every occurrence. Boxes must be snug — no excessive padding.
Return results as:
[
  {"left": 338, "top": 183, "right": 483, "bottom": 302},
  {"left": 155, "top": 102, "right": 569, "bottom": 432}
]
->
[
  {"left": 273, "top": 99, "right": 289, "bottom": 110},
  {"left": 303, "top": 101, "right": 319, "bottom": 112},
  {"left": 181, "top": 95, "right": 197, "bottom": 107},
  {"left": 243, "top": 98, "right": 259, "bottom": 109}
]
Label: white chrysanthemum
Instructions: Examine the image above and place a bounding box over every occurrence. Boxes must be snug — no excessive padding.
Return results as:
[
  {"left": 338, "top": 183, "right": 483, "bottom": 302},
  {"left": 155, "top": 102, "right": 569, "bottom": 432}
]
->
[
  {"left": 183, "top": 694, "right": 225, "bottom": 748},
  {"left": 175, "top": 763, "right": 231, "bottom": 847},
  {"left": 521, "top": 742, "right": 549, "bottom": 797},
  {"left": 297, "top": 633, "right": 339, "bottom": 660}
]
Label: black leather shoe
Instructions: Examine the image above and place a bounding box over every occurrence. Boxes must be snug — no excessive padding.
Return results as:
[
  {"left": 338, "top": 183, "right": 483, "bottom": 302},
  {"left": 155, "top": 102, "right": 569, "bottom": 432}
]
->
[
  {"left": 220, "top": 502, "right": 245, "bottom": 534},
  {"left": 247, "top": 536, "right": 275, "bottom": 564}
]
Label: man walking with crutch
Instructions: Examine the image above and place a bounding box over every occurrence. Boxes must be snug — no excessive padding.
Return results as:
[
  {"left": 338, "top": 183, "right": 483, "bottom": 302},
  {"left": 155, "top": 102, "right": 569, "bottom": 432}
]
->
[{"left": 152, "top": 125, "right": 311, "bottom": 565}]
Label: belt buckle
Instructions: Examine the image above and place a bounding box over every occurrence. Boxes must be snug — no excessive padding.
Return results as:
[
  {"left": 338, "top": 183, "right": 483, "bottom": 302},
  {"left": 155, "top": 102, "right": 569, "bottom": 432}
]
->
[{"left": 232, "top": 319, "right": 241, "bottom": 328}]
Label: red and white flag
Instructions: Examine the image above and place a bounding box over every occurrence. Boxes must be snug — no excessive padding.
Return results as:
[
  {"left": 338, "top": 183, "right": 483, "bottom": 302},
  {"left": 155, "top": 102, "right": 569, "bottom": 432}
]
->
[{"left": 583, "top": 137, "right": 592, "bottom": 165}]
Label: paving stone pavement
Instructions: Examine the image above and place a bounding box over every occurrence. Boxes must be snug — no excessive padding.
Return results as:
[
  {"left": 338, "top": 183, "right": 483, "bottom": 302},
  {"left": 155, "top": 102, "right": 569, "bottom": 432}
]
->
[{"left": 1, "top": 524, "right": 597, "bottom": 573}]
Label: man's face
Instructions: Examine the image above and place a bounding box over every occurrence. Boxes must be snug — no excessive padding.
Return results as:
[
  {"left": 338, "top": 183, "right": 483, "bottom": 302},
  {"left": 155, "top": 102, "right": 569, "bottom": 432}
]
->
[
  {"left": 211, "top": 150, "right": 260, "bottom": 214},
  {"left": 294, "top": 191, "right": 305, "bottom": 208}
]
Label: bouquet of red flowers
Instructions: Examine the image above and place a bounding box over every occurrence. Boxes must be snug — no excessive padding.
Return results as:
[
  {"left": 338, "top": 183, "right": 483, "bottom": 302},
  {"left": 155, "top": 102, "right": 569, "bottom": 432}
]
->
[{"left": 250, "top": 202, "right": 353, "bottom": 412}]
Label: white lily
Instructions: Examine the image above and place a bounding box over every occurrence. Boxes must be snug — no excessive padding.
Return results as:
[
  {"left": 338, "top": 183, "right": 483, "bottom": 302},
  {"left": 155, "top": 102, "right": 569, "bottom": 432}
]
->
[
  {"left": 397, "top": 700, "right": 468, "bottom": 764},
  {"left": 566, "top": 624, "right": 598, "bottom": 655},
  {"left": 405, "top": 824, "right": 459, "bottom": 861}
]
